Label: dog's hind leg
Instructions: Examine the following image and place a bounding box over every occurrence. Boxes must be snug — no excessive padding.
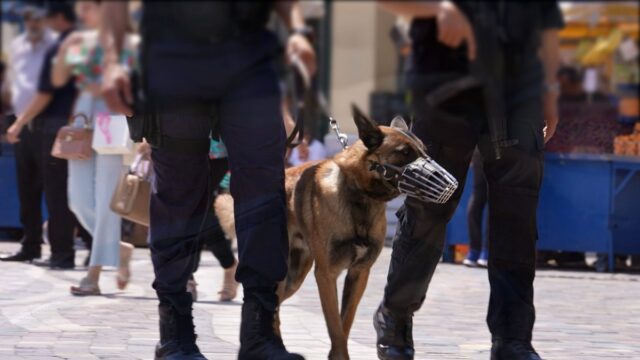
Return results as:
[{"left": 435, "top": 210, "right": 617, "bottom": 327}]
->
[
  {"left": 279, "top": 246, "right": 314, "bottom": 302},
  {"left": 340, "top": 267, "right": 371, "bottom": 339},
  {"left": 314, "top": 265, "right": 349, "bottom": 360},
  {"left": 274, "top": 245, "right": 314, "bottom": 338}
]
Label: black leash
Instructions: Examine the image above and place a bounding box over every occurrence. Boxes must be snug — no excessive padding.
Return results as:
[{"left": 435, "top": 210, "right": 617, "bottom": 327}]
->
[
  {"left": 285, "top": 55, "right": 335, "bottom": 149},
  {"left": 285, "top": 55, "right": 310, "bottom": 148}
]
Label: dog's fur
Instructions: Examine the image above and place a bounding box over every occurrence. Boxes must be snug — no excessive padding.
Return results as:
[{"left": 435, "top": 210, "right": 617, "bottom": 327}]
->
[
  {"left": 214, "top": 194, "right": 237, "bottom": 243},
  {"left": 215, "top": 105, "right": 424, "bottom": 359}
]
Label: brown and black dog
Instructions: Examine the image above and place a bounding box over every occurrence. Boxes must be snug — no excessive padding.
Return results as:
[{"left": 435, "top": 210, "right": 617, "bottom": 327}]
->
[{"left": 215, "top": 105, "right": 425, "bottom": 359}]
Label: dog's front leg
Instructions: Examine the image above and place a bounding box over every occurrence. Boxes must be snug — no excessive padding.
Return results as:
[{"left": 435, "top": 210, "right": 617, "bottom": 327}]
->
[
  {"left": 340, "top": 267, "right": 370, "bottom": 338},
  {"left": 314, "top": 266, "right": 349, "bottom": 360},
  {"left": 273, "top": 281, "right": 289, "bottom": 338}
]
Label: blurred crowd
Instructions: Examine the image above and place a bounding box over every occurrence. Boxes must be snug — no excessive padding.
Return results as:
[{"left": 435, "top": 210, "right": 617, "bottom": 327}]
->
[{"left": 0, "top": 1, "right": 326, "bottom": 298}]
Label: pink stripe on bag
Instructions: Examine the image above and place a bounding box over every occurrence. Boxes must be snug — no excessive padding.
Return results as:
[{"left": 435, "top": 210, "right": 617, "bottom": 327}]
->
[{"left": 97, "top": 112, "right": 112, "bottom": 145}]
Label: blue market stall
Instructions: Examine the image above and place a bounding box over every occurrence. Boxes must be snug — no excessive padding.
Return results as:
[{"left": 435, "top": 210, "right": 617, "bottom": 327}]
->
[
  {"left": 444, "top": 153, "right": 640, "bottom": 272},
  {"left": 0, "top": 144, "right": 23, "bottom": 230},
  {"left": 0, "top": 144, "right": 21, "bottom": 230},
  {"left": 0, "top": 143, "right": 48, "bottom": 237}
]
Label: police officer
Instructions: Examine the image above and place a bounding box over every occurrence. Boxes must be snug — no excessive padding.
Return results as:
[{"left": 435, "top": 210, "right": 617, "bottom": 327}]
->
[
  {"left": 375, "top": 1, "right": 563, "bottom": 360},
  {"left": 99, "top": 2, "right": 315, "bottom": 359}
]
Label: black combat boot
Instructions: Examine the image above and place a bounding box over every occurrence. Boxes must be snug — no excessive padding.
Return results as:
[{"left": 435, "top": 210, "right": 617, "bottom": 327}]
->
[
  {"left": 0, "top": 249, "right": 40, "bottom": 262},
  {"left": 238, "top": 293, "right": 304, "bottom": 360},
  {"left": 491, "top": 339, "right": 542, "bottom": 360},
  {"left": 373, "top": 304, "right": 414, "bottom": 360},
  {"left": 155, "top": 302, "right": 207, "bottom": 360}
]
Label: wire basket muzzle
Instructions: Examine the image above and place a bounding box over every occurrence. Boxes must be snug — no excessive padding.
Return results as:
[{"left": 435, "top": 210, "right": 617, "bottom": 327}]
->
[{"left": 397, "top": 157, "right": 458, "bottom": 204}]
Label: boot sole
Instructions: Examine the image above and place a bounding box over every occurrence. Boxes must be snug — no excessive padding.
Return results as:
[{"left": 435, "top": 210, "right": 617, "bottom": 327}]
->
[{"left": 377, "top": 347, "right": 413, "bottom": 360}]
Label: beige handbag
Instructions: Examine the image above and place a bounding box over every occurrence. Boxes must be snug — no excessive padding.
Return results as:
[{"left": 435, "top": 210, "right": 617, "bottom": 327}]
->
[
  {"left": 51, "top": 114, "right": 93, "bottom": 160},
  {"left": 110, "top": 154, "right": 151, "bottom": 227}
]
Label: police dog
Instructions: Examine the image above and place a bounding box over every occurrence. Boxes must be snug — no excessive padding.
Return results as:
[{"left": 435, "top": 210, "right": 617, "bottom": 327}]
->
[{"left": 215, "top": 105, "right": 424, "bottom": 359}]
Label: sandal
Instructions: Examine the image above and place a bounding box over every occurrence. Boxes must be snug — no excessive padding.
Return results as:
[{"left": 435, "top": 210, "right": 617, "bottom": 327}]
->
[
  {"left": 70, "top": 277, "right": 101, "bottom": 296},
  {"left": 117, "top": 243, "right": 134, "bottom": 290},
  {"left": 218, "top": 260, "right": 239, "bottom": 302}
]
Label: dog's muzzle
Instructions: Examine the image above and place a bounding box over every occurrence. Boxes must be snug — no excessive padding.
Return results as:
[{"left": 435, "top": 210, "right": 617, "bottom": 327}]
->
[
  {"left": 398, "top": 157, "right": 458, "bottom": 203},
  {"left": 370, "top": 156, "right": 458, "bottom": 204}
]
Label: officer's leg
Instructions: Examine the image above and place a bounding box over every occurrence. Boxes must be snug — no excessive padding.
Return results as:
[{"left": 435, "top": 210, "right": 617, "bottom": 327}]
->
[
  {"left": 383, "top": 145, "right": 473, "bottom": 312},
  {"left": 149, "top": 101, "right": 213, "bottom": 296},
  {"left": 218, "top": 60, "right": 301, "bottom": 359},
  {"left": 219, "top": 70, "right": 287, "bottom": 290},
  {"left": 149, "top": 99, "right": 212, "bottom": 360},
  {"left": 376, "top": 87, "right": 481, "bottom": 360},
  {"left": 478, "top": 97, "right": 544, "bottom": 360}
]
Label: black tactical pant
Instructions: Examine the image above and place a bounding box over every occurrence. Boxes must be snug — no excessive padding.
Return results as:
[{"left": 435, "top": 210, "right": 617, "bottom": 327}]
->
[
  {"left": 145, "top": 31, "right": 288, "bottom": 310},
  {"left": 383, "top": 83, "right": 544, "bottom": 342}
]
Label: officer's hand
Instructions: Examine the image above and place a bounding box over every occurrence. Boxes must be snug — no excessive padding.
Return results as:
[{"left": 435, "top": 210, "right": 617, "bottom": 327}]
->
[
  {"left": 287, "top": 34, "right": 317, "bottom": 78},
  {"left": 102, "top": 62, "right": 133, "bottom": 117},
  {"left": 543, "top": 92, "right": 559, "bottom": 143},
  {"left": 6, "top": 121, "right": 24, "bottom": 144},
  {"left": 437, "top": 1, "right": 476, "bottom": 60}
]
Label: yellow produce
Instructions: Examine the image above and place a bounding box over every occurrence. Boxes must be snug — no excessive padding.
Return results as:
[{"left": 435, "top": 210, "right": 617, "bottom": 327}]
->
[
  {"left": 575, "top": 39, "right": 594, "bottom": 61},
  {"left": 581, "top": 29, "right": 624, "bottom": 66}
]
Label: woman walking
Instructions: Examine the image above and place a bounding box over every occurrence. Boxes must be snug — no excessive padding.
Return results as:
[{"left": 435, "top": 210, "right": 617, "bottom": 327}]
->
[{"left": 51, "top": 0, "right": 137, "bottom": 295}]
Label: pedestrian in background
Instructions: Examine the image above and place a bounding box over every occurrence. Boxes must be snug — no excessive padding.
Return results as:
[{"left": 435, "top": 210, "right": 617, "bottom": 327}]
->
[
  {"left": 6, "top": 3, "right": 80, "bottom": 270},
  {"left": 50, "top": 0, "right": 136, "bottom": 296},
  {"left": 287, "top": 133, "right": 327, "bottom": 167},
  {"left": 1, "top": 5, "right": 58, "bottom": 264},
  {"left": 463, "top": 148, "right": 489, "bottom": 267}
]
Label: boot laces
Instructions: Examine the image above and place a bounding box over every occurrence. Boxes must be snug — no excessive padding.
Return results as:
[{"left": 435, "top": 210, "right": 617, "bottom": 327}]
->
[{"left": 247, "top": 304, "right": 286, "bottom": 350}]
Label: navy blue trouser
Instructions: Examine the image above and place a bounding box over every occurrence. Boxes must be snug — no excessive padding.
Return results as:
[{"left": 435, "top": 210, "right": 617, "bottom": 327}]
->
[{"left": 145, "top": 31, "right": 289, "bottom": 307}]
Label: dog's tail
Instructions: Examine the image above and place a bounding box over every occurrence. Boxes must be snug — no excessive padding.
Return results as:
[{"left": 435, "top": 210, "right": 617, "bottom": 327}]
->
[{"left": 214, "top": 194, "right": 236, "bottom": 242}]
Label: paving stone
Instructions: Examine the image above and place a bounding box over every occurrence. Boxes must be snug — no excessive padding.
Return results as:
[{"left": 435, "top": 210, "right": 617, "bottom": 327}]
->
[{"left": 1, "top": 242, "right": 639, "bottom": 360}]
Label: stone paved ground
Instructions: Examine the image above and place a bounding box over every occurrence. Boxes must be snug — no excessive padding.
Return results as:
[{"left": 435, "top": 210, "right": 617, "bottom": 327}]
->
[{"left": 0, "top": 241, "right": 639, "bottom": 360}]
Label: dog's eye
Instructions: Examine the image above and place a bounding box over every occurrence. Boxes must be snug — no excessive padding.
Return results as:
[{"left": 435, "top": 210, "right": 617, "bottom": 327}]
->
[{"left": 397, "top": 147, "right": 411, "bottom": 156}]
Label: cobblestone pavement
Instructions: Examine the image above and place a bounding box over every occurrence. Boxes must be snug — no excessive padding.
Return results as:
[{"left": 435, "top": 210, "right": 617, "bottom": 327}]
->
[{"left": 0, "top": 241, "right": 638, "bottom": 360}]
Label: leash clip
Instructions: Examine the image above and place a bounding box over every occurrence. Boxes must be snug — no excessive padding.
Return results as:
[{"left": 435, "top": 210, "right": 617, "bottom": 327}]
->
[{"left": 329, "top": 117, "right": 349, "bottom": 150}]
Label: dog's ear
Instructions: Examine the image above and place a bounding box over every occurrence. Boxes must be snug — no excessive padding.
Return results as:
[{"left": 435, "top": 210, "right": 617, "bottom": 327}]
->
[
  {"left": 351, "top": 103, "right": 384, "bottom": 150},
  {"left": 390, "top": 116, "right": 409, "bottom": 132}
]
